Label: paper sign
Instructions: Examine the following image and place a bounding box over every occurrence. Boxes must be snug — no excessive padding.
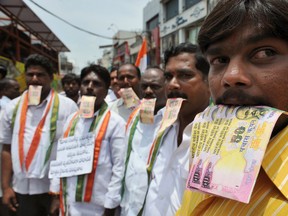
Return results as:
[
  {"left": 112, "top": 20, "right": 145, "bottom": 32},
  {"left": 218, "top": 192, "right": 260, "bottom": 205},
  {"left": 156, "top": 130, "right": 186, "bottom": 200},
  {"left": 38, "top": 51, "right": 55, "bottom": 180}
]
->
[
  {"left": 119, "top": 88, "right": 140, "bottom": 108},
  {"left": 158, "top": 98, "right": 184, "bottom": 133},
  {"left": 79, "top": 96, "right": 96, "bottom": 118},
  {"left": 140, "top": 98, "right": 156, "bottom": 124},
  {"left": 49, "top": 132, "right": 95, "bottom": 178},
  {"left": 28, "top": 85, "right": 42, "bottom": 105},
  {"left": 187, "top": 105, "right": 285, "bottom": 203}
]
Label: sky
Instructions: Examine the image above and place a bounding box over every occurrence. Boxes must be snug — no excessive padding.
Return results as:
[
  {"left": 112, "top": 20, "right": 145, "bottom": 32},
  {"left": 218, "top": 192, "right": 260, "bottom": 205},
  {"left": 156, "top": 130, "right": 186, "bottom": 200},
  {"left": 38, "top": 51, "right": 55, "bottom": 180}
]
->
[{"left": 24, "top": 0, "right": 150, "bottom": 73}]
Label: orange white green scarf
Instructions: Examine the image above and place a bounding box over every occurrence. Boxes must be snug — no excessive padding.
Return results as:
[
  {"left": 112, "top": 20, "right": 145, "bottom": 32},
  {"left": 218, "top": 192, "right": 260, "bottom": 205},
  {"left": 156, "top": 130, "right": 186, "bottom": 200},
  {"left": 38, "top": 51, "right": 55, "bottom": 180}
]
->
[
  {"left": 11, "top": 90, "right": 59, "bottom": 178},
  {"left": 59, "top": 102, "right": 110, "bottom": 216}
]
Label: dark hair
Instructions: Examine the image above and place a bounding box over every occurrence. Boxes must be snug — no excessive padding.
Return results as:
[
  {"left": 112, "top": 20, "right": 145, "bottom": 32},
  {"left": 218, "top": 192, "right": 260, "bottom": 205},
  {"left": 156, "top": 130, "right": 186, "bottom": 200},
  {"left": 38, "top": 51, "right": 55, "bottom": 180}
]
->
[
  {"left": 198, "top": 0, "right": 288, "bottom": 53},
  {"left": 80, "top": 64, "right": 111, "bottom": 89},
  {"left": 164, "top": 43, "right": 209, "bottom": 77},
  {"left": 110, "top": 66, "right": 118, "bottom": 73},
  {"left": 61, "top": 73, "right": 81, "bottom": 86},
  {"left": 25, "top": 54, "right": 53, "bottom": 77},
  {"left": 0, "top": 65, "right": 7, "bottom": 78},
  {"left": 118, "top": 63, "right": 141, "bottom": 79},
  {"left": 0, "top": 78, "right": 17, "bottom": 92}
]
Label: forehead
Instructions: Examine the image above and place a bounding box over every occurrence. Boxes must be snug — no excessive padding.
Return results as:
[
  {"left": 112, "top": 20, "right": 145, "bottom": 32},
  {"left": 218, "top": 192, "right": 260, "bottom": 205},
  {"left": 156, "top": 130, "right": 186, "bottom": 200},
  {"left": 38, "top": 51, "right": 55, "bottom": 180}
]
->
[
  {"left": 110, "top": 70, "right": 117, "bottom": 77},
  {"left": 118, "top": 65, "right": 137, "bottom": 75},
  {"left": 141, "top": 69, "right": 163, "bottom": 83},
  {"left": 26, "top": 65, "right": 48, "bottom": 74},
  {"left": 165, "top": 53, "right": 197, "bottom": 71},
  {"left": 206, "top": 25, "right": 277, "bottom": 55},
  {"left": 82, "top": 71, "right": 103, "bottom": 82}
]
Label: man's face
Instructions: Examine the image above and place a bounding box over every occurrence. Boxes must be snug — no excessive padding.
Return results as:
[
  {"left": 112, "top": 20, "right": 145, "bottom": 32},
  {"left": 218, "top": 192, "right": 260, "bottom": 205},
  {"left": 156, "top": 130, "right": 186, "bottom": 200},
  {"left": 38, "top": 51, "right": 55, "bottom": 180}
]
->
[
  {"left": 140, "top": 68, "right": 167, "bottom": 111},
  {"left": 117, "top": 64, "right": 141, "bottom": 97},
  {"left": 25, "top": 65, "right": 52, "bottom": 97},
  {"left": 63, "top": 80, "right": 80, "bottom": 97},
  {"left": 80, "top": 72, "right": 108, "bottom": 108},
  {"left": 110, "top": 70, "right": 120, "bottom": 95},
  {"left": 206, "top": 25, "right": 288, "bottom": 112},
  {"left": 5, "top": 80, "right": 20, "bottom": 99},
  {"left": 165, "top": 53, "right": 210, "bottom": 116}
]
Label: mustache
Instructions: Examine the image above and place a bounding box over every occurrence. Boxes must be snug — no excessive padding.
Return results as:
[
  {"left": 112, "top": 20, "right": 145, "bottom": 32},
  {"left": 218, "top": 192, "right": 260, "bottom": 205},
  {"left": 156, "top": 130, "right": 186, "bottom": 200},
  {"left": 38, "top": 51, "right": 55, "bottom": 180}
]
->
[
  {"left": 216, "top": 89, "right": 268, "bottom": 106},
  {"left": 167, "top": 91, "right": 188, "bottom": 99}
]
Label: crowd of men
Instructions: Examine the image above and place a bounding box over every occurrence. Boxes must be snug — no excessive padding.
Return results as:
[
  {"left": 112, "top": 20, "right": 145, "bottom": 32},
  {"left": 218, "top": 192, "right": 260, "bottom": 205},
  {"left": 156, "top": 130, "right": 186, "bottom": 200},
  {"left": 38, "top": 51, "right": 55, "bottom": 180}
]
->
[{"left": 0, "top": 0, "right": 287, "bottom": 215}]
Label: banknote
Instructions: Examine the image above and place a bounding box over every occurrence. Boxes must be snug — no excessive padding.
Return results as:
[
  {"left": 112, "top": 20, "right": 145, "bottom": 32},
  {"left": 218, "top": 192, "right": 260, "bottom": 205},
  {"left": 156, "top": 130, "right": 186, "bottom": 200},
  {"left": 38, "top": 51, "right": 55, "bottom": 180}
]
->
[
  {"left": 187, "top": 106, "right": 285, "bottom": 203},
  {"left": 79, "top": 96, "right": 96, "bottom": 118},
  {"left": 119, "top": 87, "right": 140, "bottom": 108},
  {"left": 140, "top": 98, "right": 156, "bottom": 124},
  {"left": 158, "top": 98, "right": 184, "bottom": 133},
  {"left": 28, "top": 85, "right": 42, "bottom": 105}
]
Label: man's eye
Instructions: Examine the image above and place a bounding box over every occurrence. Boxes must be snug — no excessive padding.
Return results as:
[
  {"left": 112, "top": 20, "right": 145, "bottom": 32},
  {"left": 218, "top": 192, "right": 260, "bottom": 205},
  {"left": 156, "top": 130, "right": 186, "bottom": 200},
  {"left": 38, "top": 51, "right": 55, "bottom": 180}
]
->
[
  {"left": 164, "top": 73, "right": 173, "bottom": 81},
  {"left": 253, "top": 49, "right": 276, "bottom": 59},
  {"left": 210, "top": 57, "right": 229, "bottom": 65},
  {"left": 178, "top": 73, "right": 193, "bottom": 80}
]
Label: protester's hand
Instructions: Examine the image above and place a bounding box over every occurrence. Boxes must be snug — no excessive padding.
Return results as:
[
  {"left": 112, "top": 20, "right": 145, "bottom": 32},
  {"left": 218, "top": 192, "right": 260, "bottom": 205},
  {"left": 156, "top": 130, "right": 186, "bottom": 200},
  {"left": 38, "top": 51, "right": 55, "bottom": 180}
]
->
[
  {"left": 103, "top": 207, "right": 116, "bottom": 216},
  {"left": 2, "top": 187, "right": 18, "bottom": 212},
  {"left": 49, "top": 195, "right": 60, "bottom": 216}
]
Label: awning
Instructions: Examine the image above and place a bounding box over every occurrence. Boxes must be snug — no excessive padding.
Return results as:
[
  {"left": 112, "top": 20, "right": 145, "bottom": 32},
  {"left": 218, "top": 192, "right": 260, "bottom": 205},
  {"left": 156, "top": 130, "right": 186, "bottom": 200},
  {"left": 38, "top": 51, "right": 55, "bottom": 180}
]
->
[{"left": 0, "top": 0, "right": 69, "bottom": 52}]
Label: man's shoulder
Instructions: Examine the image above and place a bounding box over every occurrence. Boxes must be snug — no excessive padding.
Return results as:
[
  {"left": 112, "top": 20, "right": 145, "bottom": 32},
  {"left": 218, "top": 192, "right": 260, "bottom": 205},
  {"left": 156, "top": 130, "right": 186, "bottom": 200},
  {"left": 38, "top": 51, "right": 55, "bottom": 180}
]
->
[
  {"left": 57, "top": 93, "right": 78, "bottom": 107},
  {"left": 109, "top": 109, "right": 126, "bottom": 124}
]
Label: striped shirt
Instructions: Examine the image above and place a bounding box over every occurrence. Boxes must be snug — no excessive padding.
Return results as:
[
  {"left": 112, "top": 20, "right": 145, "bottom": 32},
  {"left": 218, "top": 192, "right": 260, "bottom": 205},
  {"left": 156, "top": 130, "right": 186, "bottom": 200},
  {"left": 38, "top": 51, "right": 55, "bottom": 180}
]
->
[{"left": 177, "top": 125, "right": 288, "bottom": 216}]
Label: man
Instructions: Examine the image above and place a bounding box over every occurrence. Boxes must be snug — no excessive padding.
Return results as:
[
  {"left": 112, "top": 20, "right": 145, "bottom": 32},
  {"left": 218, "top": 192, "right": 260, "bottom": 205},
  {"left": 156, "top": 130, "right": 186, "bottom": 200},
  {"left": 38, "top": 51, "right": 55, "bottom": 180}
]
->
[
  {"left": 120, "top": 66, "right": 167, "bottom": 216},
  {"left": 0, "top": 65, "right": 7, "bottom": 80},
  {"left": 0, "top": 78, "right": 20, "bottom": 112},
  {"left": 178, "top": 0, "right": 288, "bottom": 215},
  {"left": 110, "top": 63, "right": 142, "bottom": 121},
  {"left": 142, "top": 43, "right": 211, "bottom": 215},
  {"left": 0, "top": 54, "right": 78, "bottom": 216},
  {"left": 105, "top": 66, "right": 120, "bottom": 104},
  {"left": 60, "top": 73, "right": 81, "bottom": 106},
  {"left": 50, "top": 64, "right": 126, "bottom": 216},
  {"left": 0, "top": 78, "right": 19, "bottom": 216}
]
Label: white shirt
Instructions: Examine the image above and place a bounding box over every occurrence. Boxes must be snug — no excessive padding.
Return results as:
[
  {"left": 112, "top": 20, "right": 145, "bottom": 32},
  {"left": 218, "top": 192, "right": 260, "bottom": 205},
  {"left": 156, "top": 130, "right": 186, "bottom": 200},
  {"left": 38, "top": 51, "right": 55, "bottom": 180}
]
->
[
  {"left": 61, "top": 110, "right": 126, "bottom": 216},
  {"left": 0, "top": 92, "right": 78, "bottom": 195},
  {"left": 120, "top": 109, "right": 164, "bottom": 216},
  {"left": 0, "top": 96, "right": 11, "bottom": 197},
  {"left": 105, "top": 89, "right": 118, "bottom": 106},
  {"left": 142, "top": 122, "right": 191, "bottom": 216},
  {"left": 110, "top": 98, "right": 136, "bottom": 122}
]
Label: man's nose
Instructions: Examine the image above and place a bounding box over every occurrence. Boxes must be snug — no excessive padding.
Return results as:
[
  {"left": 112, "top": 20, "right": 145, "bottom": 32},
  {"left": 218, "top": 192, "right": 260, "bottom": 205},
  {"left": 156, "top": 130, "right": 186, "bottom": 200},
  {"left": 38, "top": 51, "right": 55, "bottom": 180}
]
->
[
  {"left": 167, "top": 77, "right": 180, "bottom": 90},
  {"left": 87, "top": 81, "right": 94, "bottom": 89},
  {"left": 32, "top": 74, "right": 38, "bottom": 81},
  {"left": 222, "top": 59, "right": 252, "bottom": 88},
  {"left": 144, "top": 86, "right": 153, "bottom": 96}
]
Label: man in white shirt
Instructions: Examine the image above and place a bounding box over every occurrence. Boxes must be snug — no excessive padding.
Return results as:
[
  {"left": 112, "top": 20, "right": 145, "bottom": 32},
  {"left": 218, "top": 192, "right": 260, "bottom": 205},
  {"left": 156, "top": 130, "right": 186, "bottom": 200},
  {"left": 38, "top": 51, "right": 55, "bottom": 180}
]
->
[
  {"left": 121, "top": 66, "right": 167, "bottom": 216},
  {"left": 0, "top": 78, "right": 20, "bottom": 216},
  {"left": 60, "top": 73, "right": 81, "bottom": 106},
  {"left": 0, "top": 78, "right": 20, "bottom": 113},
  {"left": 50, "top": 64, "right": 126, "bottom": 216},
  {"left": 0, "top": 54, "right": 78, "bottom": 216},
  {"left": 142, "top": 43, "right": 211, "bottom": 216},
  {"left": 105, "top": 67, "right": 120, "bottom": 105},
  {"left": 110, "top": 63, "right": 142, "bottom": 121}
]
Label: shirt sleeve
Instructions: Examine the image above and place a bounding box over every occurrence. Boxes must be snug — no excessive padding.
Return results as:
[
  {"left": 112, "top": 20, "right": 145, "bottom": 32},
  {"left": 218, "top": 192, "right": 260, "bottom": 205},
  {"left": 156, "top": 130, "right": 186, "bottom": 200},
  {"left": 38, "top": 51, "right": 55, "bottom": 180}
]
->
[
  {"left": 104, "top": 114, "right": 127, "bottom": 208},
  {"left": 0, "top": 99, "right": 18, "bottom": 145}
]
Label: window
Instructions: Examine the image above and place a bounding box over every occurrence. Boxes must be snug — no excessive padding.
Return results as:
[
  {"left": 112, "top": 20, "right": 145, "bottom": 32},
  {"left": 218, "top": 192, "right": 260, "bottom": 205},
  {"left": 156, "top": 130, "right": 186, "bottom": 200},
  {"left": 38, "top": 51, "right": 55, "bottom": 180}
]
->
[
  {"left": 186, "top": 26, "right": 201, "bottom": 44},
  {"left": 165, "top": 0, "right": 179, "bottom": 21},
  {"left": 184, "top": 0, "right": 201, "bottom": 10}
]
